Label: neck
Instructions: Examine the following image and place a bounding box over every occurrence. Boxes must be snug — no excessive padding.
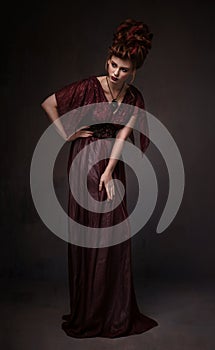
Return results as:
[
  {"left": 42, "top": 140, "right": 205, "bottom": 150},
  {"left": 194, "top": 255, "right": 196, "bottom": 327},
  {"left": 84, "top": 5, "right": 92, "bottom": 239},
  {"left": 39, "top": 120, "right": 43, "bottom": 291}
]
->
[
  {"left": 107, "top": 76, "right": 123, "bottom": 93},
  {"left": 106, "top": 76, "right": 125, "bottom": 102}
]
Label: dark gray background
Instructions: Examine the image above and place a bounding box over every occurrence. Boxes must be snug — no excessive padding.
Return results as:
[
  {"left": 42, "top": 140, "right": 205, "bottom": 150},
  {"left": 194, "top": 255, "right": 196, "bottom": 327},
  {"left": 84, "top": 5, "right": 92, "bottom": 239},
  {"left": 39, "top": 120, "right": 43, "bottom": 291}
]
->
[{"left": 1, "top": 0, "right": 215, "bottom": 348}]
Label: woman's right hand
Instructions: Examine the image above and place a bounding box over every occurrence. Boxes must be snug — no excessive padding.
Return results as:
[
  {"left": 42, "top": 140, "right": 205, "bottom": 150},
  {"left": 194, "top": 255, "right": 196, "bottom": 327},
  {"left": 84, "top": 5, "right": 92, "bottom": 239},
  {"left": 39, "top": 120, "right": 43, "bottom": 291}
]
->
[{"left": 66, "top": 125, "right": 93, "bottom": 142}]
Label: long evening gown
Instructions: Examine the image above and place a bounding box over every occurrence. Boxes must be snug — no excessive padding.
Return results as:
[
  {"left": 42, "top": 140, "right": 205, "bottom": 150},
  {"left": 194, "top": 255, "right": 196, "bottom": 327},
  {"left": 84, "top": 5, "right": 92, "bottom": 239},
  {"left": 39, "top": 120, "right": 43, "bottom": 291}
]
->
[{"left": 55, "top": 76, "right": 158, "bottom": 338}]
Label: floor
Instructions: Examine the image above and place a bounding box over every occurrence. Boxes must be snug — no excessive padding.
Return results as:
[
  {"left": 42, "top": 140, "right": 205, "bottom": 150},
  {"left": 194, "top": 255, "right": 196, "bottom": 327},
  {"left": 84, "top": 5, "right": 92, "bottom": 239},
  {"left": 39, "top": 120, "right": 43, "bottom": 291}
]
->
[{"left": 1, "top": 277, "right": 215, "bottom": 350}]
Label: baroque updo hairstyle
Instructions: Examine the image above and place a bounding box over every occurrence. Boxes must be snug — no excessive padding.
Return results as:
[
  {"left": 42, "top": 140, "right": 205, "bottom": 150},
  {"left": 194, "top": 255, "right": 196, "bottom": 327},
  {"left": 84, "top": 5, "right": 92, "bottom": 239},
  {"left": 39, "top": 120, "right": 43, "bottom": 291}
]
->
[{"left": 106, "top": 18, "right": 153, "bottom": 70}]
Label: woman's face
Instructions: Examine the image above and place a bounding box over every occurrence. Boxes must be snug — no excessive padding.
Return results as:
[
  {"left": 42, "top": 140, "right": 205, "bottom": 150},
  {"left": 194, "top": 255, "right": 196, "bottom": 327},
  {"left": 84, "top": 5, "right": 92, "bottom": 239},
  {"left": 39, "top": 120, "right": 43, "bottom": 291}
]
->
[{"left": 107, "top": 55, "right": 134, "bottom": 85}]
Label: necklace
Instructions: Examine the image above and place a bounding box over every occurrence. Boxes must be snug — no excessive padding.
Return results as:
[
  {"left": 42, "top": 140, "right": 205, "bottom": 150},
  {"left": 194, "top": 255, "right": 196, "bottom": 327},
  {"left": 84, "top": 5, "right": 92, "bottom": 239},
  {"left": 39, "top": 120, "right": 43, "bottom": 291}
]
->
[{"left": 106, "top": 76, "right": 125, "bottom": 110}]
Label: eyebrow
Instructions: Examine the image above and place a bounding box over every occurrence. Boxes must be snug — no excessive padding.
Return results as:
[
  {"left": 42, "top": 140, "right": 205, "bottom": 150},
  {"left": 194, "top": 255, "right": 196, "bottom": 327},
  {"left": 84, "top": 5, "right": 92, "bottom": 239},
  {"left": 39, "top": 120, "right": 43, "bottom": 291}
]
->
[{"left": 111, "top": 59, "right": 130, "bottom": 69}]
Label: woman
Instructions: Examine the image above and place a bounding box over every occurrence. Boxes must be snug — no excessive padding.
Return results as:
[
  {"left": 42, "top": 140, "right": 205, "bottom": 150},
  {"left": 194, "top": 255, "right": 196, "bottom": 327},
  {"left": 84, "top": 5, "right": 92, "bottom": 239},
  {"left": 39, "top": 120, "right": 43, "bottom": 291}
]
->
[{"left": 41, "top": 18, "right": 158, "bottom": 338}]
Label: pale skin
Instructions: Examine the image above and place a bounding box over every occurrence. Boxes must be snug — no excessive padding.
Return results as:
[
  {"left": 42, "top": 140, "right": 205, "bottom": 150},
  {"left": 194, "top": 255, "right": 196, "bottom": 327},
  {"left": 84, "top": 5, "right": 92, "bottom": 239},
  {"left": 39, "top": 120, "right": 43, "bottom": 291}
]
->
[{"left": 41, "top": 55, "right": 137, "bottom": 201}]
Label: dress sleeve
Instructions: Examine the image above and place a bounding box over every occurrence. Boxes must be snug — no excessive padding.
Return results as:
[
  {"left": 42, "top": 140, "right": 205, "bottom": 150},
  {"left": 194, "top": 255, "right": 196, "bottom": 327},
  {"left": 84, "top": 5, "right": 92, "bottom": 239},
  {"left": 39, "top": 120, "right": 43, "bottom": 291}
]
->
[
  {"left": 53, "top": 77, "right": 95, "bottom": 139},
  {"left": 55, "top": 78, "right": 90, "bottom": 116}
]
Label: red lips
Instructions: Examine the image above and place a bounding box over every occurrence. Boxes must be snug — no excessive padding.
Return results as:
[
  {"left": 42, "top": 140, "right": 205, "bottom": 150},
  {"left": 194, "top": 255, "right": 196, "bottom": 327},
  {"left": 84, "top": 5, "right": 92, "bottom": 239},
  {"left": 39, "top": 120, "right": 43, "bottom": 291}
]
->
[{"left": 111, "top": 76, "right": 118, "bottom": 82}]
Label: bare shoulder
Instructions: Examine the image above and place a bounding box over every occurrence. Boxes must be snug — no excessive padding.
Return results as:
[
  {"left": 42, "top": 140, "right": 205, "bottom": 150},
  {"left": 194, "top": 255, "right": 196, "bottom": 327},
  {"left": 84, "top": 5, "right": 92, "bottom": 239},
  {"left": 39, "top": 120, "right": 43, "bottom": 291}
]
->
[{"left": 96, "top": 75, "right": 105, "bottom": 82}]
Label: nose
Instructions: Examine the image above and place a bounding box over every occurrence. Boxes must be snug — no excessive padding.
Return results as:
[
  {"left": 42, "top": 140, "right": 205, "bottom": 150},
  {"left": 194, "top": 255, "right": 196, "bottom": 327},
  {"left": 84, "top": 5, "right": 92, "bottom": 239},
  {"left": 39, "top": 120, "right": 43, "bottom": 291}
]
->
[{"left": 114, "top": 68, "right": 119, "bottom": 77}]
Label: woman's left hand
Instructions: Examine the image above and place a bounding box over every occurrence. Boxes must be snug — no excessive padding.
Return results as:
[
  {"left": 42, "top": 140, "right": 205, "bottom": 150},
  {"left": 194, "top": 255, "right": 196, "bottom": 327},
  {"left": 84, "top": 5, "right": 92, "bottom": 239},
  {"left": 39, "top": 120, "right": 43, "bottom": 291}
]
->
[{"left": 99, "top": 170, "right": 115, "bottom": 201}]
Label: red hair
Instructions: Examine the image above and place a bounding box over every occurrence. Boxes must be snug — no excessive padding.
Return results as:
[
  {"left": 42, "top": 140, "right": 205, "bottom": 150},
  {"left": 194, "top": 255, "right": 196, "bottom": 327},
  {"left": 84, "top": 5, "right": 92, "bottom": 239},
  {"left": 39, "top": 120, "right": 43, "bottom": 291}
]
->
[{"left": 107, "top": 18, "right": 153, "bottom": 69}]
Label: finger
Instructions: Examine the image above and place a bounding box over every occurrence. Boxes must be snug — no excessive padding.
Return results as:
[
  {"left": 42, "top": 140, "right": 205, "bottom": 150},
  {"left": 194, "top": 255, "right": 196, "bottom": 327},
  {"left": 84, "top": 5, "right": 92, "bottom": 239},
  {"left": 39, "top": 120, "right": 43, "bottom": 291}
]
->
[
  {"left": 110, "top": 185, "right": 115, "bottom": 200},
  {"left": 111, "top": 186, "right": 115, "bottom": 200},
  {"left": 107, "top": 184, "right": 112, "bottom": 200},
  {"left": 108, "top": 181, "right": 114, "bottom": 200},
  {"left": 99, "top": 181, "right": 103, "bottom": 191},
  {"left": 78, "top": 125, "right": 90, "bottom": 131},
  {"left": 105, "top": 185, "right": 111, "bottom": 201},
  {"left": 80, "top": 130, "right": 93, "bottom": 134},
  {"left": 81, "top": 131, "right": 93, "bottom": 137},
  {"left": 112, "top": 184, "right": 115, "bottom": 197}
]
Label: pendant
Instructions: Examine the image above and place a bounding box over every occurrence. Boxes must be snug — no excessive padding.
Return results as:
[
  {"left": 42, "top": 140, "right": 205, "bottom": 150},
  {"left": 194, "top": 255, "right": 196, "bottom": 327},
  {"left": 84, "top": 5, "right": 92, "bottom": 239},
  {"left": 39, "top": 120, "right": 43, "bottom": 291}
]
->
[{"left": 111, "top": 99, "right": 118, "bottom": 111}]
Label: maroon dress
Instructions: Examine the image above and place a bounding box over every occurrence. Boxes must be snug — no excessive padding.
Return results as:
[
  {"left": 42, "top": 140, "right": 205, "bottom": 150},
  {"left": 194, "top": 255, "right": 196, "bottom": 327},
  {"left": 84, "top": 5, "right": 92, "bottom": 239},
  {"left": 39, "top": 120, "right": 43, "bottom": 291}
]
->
[{"left": 55, "top": 76, "right": 158, "bottom": 338}]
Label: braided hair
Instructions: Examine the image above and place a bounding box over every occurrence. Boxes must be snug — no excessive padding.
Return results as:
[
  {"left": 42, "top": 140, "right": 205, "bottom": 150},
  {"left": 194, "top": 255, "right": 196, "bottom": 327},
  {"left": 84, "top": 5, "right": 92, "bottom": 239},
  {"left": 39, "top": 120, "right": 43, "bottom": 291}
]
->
[{"left": 107, "top": 18, "right": 153, "bottom": 69}]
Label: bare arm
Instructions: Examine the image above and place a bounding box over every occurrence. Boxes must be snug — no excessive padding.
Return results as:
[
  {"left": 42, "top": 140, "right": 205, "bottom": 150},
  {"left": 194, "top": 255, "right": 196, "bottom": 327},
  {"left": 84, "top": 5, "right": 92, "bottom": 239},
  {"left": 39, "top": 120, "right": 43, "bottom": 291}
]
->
[
  {"left": 99, "top": 115, "right": 136, "bottom": 201},
  {"left": 41, "top": 94, "right": 93, "bottom": 141}
]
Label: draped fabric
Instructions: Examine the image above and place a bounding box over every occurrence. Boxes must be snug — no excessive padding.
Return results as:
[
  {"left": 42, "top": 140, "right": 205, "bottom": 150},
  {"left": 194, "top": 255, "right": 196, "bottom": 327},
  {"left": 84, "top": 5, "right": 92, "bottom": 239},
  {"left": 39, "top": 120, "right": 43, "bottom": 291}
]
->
[
  {"left": 55, "top": 76, "right": 158, "bottom": 338},
  {"left": 55, "top": 76, "right": 150, "bottom": 154}
]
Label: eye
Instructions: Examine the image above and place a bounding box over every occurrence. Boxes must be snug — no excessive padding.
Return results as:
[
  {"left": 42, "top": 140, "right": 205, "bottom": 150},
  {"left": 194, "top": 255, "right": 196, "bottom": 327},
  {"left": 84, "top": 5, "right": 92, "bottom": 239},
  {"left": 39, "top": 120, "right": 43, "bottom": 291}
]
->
[
  {"left": 122, "top": 68, "right": 128, "bottom": 73},
  {"left": 111, "top": 62, "right": 117, "bottom": 68}
]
